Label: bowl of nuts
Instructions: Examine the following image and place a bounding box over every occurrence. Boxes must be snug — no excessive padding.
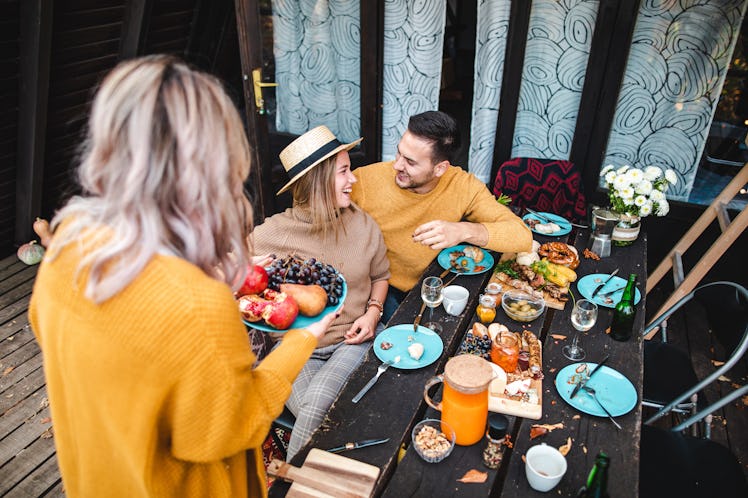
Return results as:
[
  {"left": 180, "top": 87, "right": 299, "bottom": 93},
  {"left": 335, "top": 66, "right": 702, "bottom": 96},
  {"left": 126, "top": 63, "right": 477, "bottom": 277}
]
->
[
  {"left": 412, "top": 418, "right": 456, "bottom": 463},
  {"left": 501, "top": 290, "right": 545, "bottom": 322}
]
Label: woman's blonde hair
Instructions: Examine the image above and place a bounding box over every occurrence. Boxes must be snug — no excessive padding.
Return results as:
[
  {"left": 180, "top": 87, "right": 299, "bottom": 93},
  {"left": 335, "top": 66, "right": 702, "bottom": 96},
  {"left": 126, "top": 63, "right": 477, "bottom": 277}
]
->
[
  {"left": 290, "top": 155, "right": 346, "bottom": 239},
  {"left": 49, "top": 55, "right": 253, "bottom": 303}
]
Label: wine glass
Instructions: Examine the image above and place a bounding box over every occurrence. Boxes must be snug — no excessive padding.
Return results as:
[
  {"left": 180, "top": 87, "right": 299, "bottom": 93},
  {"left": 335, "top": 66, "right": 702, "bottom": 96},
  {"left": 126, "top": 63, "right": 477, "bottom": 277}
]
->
[
  {"left": 421, "top": 276, "right": 444, "bottom": 333},
  {"left": 563, "top": 299, "right": 598, "bottom": 361}
]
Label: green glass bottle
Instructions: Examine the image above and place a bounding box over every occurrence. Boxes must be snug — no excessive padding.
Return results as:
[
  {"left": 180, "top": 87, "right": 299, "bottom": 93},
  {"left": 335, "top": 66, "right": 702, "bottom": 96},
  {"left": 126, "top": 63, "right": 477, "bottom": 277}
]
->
[
  {"left": 577, "top": 451, "right": 610, "bottom": 498},
  {"left": 610, "top": 274, "right": 637, "bottom": 341}
]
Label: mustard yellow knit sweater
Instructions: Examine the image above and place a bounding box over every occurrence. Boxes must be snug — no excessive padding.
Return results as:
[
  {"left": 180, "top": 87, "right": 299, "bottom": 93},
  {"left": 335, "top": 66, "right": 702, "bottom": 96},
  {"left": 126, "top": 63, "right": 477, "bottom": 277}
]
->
[
  {"left": 29, "top": 244, "right": 316, "bottom": 498},
  {"left": 352, "top": 162, "right": 533, "bottom": 291}
]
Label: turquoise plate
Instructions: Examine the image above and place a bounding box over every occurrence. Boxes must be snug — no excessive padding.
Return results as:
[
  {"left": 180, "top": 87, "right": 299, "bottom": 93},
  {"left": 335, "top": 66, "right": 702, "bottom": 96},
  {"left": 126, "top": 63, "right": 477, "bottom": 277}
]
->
[
  {"left": 555, "top": 362, "right": 637, "bottom": 417},
  {"left": 437, "top": 245, "right": 495, "bottom": 275},
  {"left": 373, "top": 324, "right": 444, "bottom": 370},
  {"left": 577, "top": 273, "right": 641, "bottom": 308},
  {"left": 522, "top": 212, "right": 572, "bottom": 236},
  {"left": 242, "top": 277, "right": 346, "bottom": 333}
]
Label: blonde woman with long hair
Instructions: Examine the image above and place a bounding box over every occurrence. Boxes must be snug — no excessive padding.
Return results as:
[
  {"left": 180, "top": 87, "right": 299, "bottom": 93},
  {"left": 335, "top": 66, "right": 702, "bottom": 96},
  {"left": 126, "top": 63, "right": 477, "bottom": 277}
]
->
[
  {"left": 29, "top": 55, "right": 337, "bottom": 498},
  {"left": 252, "top": 126, "right": 390, "bottom": 461}
]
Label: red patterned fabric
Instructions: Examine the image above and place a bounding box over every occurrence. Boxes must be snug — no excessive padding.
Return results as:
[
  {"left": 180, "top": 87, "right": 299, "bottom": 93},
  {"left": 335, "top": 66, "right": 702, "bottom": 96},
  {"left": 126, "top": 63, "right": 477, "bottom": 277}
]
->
[{"left": 492, "top": 157, "right": 587, "bottom": 223}]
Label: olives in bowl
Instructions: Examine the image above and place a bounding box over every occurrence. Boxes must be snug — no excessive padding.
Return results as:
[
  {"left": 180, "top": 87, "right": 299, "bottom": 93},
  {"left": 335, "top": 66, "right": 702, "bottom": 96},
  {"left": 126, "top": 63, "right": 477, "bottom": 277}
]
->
[{"left": 501, "top": 290, "right": 545, "bottom": 322}]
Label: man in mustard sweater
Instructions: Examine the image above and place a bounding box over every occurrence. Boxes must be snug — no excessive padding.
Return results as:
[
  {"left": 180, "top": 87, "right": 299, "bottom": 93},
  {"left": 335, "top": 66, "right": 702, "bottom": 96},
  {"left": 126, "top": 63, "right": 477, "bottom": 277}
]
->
[{"left": 351, "top": 111, "right": 532, "bottom": 320}]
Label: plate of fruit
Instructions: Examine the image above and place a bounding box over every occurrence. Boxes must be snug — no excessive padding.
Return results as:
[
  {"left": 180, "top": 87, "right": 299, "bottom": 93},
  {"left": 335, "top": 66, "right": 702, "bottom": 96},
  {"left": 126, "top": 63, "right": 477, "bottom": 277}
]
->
[{"left": 237, "top": 255, "right": 346, "bottom": 332}]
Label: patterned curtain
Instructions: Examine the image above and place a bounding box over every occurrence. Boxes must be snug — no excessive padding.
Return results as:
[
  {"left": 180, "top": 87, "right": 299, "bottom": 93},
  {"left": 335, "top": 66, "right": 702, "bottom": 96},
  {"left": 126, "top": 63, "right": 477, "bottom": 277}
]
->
[
  {"left": 272, "top": 0, "right": 361, "bottom": 143},
  {"left": 468, "top": 0, "right": 599, "bottom": 184},
  {"left": 602, "top": 0, "right": 747, "bottom": 201},
  {"left": 512, "top": 0, "right": 599, "bottom": 161},
  {"left": 468, "top": 0, "right": 512, "bottom": 183},
  {"left": 381, "top": 0, "right": 447, "bottom": 160}
]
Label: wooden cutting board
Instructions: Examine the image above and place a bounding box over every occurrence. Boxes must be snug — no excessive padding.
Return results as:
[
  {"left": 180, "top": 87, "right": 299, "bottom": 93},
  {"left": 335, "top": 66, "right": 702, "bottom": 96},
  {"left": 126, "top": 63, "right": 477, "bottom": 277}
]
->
[
  {"left": 267, "top": 448, "right": 380, "bottom": 498},
  {"left": 487, "top": 338, "right": 543, "bottom": 420},
  {"left": 490, "top": 270, "right": 568, "bottom": 311}
]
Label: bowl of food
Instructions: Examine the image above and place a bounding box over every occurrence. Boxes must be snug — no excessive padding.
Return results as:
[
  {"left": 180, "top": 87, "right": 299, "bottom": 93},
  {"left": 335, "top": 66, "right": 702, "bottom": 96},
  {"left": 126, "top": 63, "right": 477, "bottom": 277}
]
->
[
  {"left": 412, "top": 419, "right": 456, "bottom": 463},
  {"left": 501, "top": 290, "right": 545, "bottom": 322}
]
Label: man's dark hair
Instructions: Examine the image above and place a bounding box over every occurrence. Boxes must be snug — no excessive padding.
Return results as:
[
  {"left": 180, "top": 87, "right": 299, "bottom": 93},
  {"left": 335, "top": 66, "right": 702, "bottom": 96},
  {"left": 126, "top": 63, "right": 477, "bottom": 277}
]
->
[{"left": 407, "top": 111, "right": 461, "bottom": 164}]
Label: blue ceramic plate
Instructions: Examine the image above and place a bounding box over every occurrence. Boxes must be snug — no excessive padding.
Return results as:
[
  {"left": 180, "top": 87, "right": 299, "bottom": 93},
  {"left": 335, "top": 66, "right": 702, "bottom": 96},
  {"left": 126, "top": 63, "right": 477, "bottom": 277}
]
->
[
  {"left": 437, "top": 245, "right": 495, "bottom": 275},
  {"left": 522, "top": 212, "right": 572, "bottom": 236},
  {"left": 577, "top": 274, "right": 641, "bottom": 308},
  {"left": 242, "top": 277, "right": 347, "bottom": 333},
  {"left": 555, "top": 362, "right": 637, "bottom": 417},
  {"left": 373, "top": 324, "right": 444, "bottom": 370}
]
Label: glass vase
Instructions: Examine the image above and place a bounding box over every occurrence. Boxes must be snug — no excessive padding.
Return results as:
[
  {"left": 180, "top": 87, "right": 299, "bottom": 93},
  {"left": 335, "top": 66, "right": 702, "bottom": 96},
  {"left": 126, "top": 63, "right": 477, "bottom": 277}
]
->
[{"left": 612, "top": 214, "right": 640, "bottom": 246}]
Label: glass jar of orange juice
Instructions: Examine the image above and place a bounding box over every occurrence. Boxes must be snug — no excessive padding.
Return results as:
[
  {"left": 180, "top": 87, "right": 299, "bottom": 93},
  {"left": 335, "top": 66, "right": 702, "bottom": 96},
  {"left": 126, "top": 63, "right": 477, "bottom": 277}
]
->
[
  {"left": 476, "top": 294, "right": 496, "bottom": 324},
  {"left": 424, "top": 355, "right": 495, "bottom": 445},
  {"left": 490, "top": 331, "right": 520, "bottom": 373}
]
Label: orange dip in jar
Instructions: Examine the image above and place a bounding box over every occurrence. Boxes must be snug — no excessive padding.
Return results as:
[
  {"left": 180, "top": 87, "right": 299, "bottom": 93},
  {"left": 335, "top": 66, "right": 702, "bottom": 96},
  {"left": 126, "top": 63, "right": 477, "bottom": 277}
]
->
[
  {"left": 490, "top": 331, "right": 519, "bottom": 373},
  {"left": 476, "top": 294, "right": 496, "bottom": 324}
]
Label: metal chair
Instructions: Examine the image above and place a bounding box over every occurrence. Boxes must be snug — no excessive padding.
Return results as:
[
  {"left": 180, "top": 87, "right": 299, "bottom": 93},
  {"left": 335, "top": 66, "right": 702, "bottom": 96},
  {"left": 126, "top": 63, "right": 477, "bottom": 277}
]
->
[
  {"left": 640, "top": 384, "right": 748, "bottom": 498},
  {"left": 491, "top": 157, "right": 588, "bottom": 223},
  {"left": 642, "top": 281, "right": 748, "bottom": 434}
]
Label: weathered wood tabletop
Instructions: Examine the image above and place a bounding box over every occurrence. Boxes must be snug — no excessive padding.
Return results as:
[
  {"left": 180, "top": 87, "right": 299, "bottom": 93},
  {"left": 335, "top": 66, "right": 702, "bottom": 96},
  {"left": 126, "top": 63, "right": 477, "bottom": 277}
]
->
[{"left": 269, "top": 227, "right": 647, "bottom": 497}]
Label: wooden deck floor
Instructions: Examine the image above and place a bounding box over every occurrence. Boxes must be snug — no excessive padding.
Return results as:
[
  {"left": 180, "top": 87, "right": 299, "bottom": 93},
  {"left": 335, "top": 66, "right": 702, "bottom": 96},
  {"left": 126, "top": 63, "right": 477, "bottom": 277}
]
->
[{"left": 0, "top": 254, "right": 746, "bottom": 496}]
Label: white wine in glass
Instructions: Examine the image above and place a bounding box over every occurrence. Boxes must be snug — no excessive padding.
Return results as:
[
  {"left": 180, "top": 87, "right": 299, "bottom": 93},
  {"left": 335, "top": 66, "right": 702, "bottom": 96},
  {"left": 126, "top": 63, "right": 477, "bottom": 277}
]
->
[
  {"left": 421, "top": 276, "right": 444, "bottom": 333},
  {"left": 563, "top": 299, "right": 598, "bottom": 361}
]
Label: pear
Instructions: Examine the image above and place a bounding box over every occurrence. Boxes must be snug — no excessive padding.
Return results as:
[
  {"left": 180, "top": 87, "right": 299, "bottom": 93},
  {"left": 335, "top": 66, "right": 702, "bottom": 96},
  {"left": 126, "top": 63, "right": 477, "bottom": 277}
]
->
[{"left": 280, "top": 283, "right": 328, "bottom": 317}]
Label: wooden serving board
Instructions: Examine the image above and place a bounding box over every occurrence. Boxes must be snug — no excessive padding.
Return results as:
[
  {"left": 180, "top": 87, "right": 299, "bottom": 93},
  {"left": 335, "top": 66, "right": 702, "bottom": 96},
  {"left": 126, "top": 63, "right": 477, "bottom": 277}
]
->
[
  {"left": 487, "top": 344, "right": 543, "bottom": 420},
  {"left": 268, "top": 448, "right": 380, "bottom": 498},
  {"left": 490, "top": 266, "right": 568, "bottom": 311}
]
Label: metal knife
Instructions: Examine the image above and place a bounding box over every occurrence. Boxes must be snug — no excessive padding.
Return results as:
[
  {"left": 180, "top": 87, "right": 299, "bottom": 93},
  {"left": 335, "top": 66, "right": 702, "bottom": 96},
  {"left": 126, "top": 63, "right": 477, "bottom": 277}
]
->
[
  {"left": 324, "top": 438, "right": 390, "bottom": 454},
  {"left": 414, "top": 301, "right": 427, "bottom": 332},
  {"left": 590, "top": 269, "right": 619, "bottom": 298},
  {"left": 570, "top": 355, "right": 610, "bottom": 399},
  {"left": 598, "top": 285, "right": 626, "bottom": 298},
  {"left": 526, "top": 207, "right": 589, "bottom": 229}
]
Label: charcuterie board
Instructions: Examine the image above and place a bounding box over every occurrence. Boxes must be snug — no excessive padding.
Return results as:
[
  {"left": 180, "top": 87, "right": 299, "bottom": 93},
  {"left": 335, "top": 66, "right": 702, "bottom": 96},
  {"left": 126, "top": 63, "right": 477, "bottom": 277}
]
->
[
  {"left": 490, "top": 270, "right": 567, "bottom": 311},
  {"left": 487, "top": 330, "right": 543, "bottom": 420}
]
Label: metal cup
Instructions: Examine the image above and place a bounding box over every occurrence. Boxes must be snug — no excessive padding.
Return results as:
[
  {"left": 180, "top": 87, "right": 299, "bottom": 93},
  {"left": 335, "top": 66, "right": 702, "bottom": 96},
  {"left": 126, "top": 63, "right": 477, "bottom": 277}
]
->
[{"left": 588, "top": 208, "right": 619, "bottom": 258}]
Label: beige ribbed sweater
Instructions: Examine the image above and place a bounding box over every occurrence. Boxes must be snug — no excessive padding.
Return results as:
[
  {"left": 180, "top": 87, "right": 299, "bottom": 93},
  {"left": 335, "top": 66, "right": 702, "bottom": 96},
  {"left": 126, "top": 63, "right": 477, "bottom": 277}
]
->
[
  {"left": 29, "top": 237, "right": 317, "bottom": 498},
  {"left": 352, "top": 161, "right": 533, "bottom": 292},
  {"left": 252, "top": 205, "right": 390, "bottom": 347}
]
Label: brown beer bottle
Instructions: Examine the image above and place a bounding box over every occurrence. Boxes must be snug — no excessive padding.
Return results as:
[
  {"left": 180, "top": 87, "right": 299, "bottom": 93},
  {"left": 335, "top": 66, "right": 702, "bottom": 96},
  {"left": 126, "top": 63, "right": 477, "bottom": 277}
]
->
[{"left": 610, "top": 274, "right": 637, "bottom": 341}]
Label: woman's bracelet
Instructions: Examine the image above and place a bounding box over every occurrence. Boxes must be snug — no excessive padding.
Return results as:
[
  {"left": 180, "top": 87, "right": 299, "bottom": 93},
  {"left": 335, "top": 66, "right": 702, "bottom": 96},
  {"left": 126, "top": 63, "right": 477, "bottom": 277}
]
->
[{"left": 367, "top": 298, "right": 384, "bottom": 319}]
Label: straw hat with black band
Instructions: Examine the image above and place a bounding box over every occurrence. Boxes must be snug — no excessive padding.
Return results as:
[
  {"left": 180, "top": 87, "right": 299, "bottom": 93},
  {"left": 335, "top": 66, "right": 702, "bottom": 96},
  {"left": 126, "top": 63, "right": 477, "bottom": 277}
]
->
[{"left": 277, "top": 125, "right": 363, "bottom": 195}]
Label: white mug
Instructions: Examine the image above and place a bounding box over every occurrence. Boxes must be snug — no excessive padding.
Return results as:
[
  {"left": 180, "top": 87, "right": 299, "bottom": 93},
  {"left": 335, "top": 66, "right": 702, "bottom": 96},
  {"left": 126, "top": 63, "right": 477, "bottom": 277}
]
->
[
  {"left": 525, "top": 443, "right": 567, "bottom": 492},
  {"left": 442, "top": 285, "right": 469, "bottom": 316}
]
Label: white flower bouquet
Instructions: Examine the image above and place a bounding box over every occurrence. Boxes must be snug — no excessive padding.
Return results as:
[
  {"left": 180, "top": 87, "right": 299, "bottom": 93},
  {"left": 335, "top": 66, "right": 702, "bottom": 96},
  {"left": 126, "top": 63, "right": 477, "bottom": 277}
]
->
[{"left": 600, "top": 165, "right": 677, "bottom": 218}]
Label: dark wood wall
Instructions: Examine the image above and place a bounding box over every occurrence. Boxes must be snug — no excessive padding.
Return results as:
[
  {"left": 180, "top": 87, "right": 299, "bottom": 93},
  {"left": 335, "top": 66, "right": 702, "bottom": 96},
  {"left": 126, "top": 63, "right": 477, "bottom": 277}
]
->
[
  {"left": 0, "top": 1, "right": 20, "bottom": 251},
  {"left": 5, "top": 0, "right": 245, "bottom": 257}
]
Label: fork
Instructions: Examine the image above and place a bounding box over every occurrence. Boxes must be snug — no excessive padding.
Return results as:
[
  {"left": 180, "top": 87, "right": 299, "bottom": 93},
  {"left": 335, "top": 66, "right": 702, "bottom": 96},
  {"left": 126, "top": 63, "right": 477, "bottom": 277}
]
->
[
  {"left": 352, "top": 361, "right": 392, "bottom": 403},
  {"left": 582, "top": 386, "right": 622, "bottom": 430},
  {"left": 526, "top": 208, "right": 589, "bottom": 229}
]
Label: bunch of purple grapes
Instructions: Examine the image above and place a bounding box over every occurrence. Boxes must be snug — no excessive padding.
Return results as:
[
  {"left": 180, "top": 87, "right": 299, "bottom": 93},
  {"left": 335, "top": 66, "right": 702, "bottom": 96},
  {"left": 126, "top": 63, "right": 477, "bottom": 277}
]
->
[
  {"left": 266, "top": 255, "right": 345, "bottom": 306},
  {"left": 457, "top": 330, "right": 492, "bottom": 360}
]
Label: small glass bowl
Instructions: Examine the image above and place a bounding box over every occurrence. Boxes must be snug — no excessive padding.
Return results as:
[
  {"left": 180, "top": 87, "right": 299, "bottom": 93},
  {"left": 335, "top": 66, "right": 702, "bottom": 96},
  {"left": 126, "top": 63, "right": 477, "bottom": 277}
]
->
[
  {"left": 411, "top": 419, "right": 456, "bottom": 463},
  {"left": 501, "top": 290, "right": 545, "bottom": 322}
]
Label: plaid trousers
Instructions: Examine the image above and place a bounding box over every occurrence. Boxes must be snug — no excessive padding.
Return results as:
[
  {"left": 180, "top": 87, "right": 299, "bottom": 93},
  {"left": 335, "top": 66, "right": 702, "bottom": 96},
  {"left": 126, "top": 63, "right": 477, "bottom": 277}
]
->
[{"left": 283, "top": 340, "right": 370, "bottom": 460}]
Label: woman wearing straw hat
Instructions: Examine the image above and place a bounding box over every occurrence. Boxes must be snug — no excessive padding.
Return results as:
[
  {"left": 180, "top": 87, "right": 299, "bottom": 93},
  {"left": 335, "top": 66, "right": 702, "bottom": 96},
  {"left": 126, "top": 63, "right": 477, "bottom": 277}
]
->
[{"left": 252, "top": 125, "right": 390, "bottom": 460}]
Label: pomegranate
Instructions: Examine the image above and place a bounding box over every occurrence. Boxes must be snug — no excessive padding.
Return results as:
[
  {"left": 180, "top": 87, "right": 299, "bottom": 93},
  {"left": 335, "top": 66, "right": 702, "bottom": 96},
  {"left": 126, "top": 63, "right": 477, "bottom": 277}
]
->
[
  {"left": 262, "top": 292, "right": 299, "bottom": 329},
  {"left": 237, "top": 264, "right": 269, "bottom": 296},
  {"left": 238, "top": 294, "right": 272, "bottom": 322}
]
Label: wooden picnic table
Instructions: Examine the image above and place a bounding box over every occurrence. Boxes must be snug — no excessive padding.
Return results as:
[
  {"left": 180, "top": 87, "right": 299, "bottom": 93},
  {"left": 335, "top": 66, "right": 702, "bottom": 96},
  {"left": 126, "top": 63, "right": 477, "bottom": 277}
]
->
[{"left": 269, "top": 227, "right": 646, "bottom": 497}]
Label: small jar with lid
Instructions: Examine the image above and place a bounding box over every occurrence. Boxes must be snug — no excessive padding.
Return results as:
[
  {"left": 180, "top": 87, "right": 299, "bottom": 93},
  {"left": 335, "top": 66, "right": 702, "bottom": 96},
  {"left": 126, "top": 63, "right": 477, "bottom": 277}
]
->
[
  {"left": 482, "top": 413, "right": 508, "bottom": 469},
  {"left": 485, "top": 282, "right": 502, "bottom": 297},
  {"left": 476, "top": 294, "right": 497, "bottom": 324}
]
